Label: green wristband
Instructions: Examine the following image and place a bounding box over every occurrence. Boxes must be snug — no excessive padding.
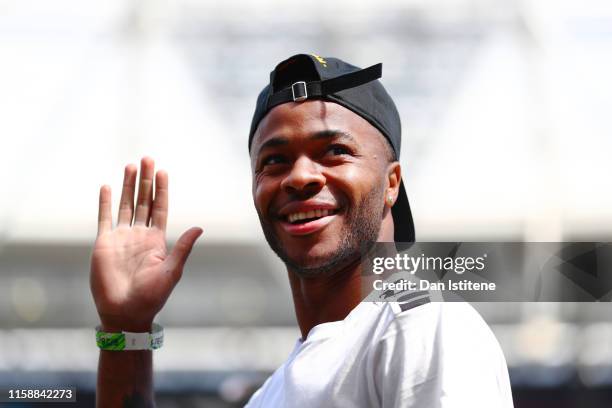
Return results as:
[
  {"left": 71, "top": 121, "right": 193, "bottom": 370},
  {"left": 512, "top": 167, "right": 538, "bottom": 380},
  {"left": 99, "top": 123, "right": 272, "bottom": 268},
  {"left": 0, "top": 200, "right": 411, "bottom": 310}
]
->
[{"left": 96, "top": 323, "right": 164, "bottom": 351}]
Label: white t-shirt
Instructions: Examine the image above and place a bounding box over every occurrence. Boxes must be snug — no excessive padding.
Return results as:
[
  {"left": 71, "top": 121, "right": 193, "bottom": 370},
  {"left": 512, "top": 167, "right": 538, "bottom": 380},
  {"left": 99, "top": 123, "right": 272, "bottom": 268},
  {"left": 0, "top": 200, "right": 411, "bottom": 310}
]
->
[{"left": 245, "top": 300, "right": 513, "bottom": 408}]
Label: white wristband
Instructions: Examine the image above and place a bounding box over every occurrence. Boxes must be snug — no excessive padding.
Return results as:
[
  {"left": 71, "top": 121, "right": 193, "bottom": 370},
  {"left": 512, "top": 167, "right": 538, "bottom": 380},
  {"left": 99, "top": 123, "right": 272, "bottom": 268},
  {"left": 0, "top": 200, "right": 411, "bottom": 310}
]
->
[{"left": 96, "top": 323, "right": 164, "bottom": 351}]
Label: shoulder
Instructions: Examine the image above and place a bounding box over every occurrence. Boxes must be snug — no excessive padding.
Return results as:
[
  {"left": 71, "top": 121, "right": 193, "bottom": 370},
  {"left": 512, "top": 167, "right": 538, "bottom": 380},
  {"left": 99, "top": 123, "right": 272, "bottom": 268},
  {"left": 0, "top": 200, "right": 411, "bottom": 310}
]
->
[
  {"left": 372, "top": 302, "right": 513, "bottom": 407},
  {"left": 378, "top": 302, "right": 506, "bottom": 370},
  {"left": 382, "top": 301, "right": 495, "bottom": 343}
]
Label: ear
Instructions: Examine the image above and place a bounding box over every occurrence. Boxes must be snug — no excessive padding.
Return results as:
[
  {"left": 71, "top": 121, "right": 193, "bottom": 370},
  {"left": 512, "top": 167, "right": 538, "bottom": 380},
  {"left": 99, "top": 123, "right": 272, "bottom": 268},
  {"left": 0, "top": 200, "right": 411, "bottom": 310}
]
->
[{"left": 385, "top": 162, "right": 401, "bottom": 208}]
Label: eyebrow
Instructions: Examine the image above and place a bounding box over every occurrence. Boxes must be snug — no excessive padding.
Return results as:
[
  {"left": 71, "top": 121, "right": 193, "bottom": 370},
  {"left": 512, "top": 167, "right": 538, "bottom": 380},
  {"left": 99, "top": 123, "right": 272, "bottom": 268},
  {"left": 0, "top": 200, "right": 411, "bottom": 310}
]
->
[
  {"left": 311, "top": 129, "right": 356, "bottom": 143},
  {"left": 256, "top": 129, "right": 356, "bottom": 157}
]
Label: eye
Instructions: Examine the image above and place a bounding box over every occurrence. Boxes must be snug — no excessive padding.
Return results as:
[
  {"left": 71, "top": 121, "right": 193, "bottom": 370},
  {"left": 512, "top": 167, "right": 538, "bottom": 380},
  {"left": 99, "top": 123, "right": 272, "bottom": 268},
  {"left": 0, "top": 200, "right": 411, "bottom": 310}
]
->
[
  {"left": 325, "top": 145, "right": 352, "bottom": 156},
  {"left": 261, "top": 154, "right": 287, "bottom": 167}
]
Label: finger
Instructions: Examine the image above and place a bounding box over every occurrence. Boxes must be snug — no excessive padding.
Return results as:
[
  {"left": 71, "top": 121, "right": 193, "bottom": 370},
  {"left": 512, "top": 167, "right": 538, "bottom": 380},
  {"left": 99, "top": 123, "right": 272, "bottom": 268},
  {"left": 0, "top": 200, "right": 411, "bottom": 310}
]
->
[
  {"left": 97, "top": 185, "right": 112, "bottom": 236},
  {"left": 134, "top": 157, "right": 155, "bottom": 225},
  {"left": 166, "top": 227, "right": 203, "bottom": 281},
  {"left": 117, "top": 164, "right": 137, "bottom": 226},
  {"left": 151, "top": 170, "right": 168, "bottom": 231}
]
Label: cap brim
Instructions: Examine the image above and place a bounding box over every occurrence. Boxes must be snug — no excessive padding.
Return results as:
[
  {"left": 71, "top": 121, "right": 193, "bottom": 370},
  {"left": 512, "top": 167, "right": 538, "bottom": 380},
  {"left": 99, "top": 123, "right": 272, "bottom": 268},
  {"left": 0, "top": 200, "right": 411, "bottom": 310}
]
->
[{"left": 391, "top": 181, "right": 415, "bottom": 242}]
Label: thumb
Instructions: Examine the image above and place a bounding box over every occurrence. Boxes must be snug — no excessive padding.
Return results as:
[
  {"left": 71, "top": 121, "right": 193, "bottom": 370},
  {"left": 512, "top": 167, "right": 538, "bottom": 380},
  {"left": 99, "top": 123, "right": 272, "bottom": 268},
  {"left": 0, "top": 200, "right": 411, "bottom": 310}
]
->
[{"left": 167, "top": 227, "right": 203, "bottom": 280}]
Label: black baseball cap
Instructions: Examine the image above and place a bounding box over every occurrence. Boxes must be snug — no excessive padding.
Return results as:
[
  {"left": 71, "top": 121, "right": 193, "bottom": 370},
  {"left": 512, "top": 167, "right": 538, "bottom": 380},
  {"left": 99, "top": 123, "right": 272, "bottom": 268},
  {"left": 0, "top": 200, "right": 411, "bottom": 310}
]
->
[{"left": 248, "top": 53, "right": 415, "bottom": 243}]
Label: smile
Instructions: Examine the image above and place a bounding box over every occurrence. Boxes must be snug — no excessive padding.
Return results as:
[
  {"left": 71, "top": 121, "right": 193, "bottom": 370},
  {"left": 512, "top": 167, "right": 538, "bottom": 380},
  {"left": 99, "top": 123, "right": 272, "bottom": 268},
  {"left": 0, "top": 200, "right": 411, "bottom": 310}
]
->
[
  {"left": 286, "top": 209, "right": 338, "bottom": 224},
  {"left": 278, "top": 206, "right": 340, "bottom": 236}
]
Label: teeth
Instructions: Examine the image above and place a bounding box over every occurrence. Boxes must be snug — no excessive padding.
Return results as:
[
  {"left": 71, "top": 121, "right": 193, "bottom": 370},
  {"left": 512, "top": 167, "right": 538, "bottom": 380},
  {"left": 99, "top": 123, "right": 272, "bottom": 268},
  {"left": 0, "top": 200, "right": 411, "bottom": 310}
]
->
[{"left": 287, "top": 209, "right": 334, "bottom": 223}]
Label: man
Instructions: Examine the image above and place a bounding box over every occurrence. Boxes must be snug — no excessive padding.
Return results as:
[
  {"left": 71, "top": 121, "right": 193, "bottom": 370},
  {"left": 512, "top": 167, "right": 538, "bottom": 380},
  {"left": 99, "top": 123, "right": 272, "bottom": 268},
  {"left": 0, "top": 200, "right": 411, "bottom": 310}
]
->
[{"left": 91, "top": 54, "right": 514, "bottom": 407}]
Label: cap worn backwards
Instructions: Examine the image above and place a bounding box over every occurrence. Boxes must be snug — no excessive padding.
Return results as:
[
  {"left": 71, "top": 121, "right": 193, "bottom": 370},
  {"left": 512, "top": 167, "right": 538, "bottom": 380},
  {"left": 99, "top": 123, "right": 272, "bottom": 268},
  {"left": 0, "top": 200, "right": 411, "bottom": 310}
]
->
[{"left": 248, "top": 53, "right": 415, "bottom": 243}]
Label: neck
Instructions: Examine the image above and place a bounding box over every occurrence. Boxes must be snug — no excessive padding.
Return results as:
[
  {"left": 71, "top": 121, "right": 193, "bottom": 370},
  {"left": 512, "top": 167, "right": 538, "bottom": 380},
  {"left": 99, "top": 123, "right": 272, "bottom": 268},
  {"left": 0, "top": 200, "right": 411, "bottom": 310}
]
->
[
  {"left": 287, "top": 257, "right": 363, "bottom": 340},
  {"left": 288, "top": 210, "right": 395, "bottom": 340}
]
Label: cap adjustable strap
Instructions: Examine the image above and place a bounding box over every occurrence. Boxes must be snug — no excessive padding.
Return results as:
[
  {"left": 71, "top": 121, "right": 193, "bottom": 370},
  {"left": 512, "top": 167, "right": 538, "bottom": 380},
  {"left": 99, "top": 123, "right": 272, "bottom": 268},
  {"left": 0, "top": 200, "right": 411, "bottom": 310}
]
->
[{"left": 267, "top": 63, "right": 382, "bottom": 107}]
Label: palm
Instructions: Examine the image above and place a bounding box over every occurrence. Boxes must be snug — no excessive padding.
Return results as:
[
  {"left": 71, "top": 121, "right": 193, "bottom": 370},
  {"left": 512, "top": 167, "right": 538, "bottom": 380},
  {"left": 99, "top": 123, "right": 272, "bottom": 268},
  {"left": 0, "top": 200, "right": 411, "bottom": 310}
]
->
[
  {"left": 91, "top": 158, "right": 202, "bottom": 331},
  {"left": 92, "top": 227, "right": 167, "bottom": 321}
]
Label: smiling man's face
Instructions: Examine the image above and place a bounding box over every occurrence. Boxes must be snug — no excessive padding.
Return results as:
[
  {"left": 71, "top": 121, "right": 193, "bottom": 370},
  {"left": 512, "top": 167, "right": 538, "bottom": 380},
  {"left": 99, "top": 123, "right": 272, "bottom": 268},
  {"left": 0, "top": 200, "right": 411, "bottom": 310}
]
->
[{"left": 250, "top": 100, "right": 398, "bottom": 277}]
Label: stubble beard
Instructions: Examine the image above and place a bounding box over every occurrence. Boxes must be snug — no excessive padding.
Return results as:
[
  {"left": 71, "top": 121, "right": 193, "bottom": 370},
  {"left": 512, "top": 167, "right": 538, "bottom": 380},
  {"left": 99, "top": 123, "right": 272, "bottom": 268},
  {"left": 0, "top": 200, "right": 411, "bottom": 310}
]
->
[{"left": 258, "top": 187, "right": 384, "bottom": 278}]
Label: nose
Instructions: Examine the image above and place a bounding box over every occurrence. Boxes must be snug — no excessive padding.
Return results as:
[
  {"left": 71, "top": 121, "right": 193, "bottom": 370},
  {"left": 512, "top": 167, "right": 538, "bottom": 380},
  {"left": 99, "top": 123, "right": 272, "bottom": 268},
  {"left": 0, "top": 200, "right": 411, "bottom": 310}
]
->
[{"left": 280, "top": 155, "right": 325, "bottom": 196}]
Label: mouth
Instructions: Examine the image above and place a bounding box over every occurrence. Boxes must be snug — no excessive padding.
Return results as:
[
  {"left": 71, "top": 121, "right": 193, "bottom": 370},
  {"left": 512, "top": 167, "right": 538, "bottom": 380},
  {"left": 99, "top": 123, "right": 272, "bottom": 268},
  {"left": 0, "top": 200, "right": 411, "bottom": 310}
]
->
[
  {"left": 286, "top": 208, "right": 338, "bottom": 224},
  {"left": 278, "top": 208, "right": 340, "bottom": 236}
]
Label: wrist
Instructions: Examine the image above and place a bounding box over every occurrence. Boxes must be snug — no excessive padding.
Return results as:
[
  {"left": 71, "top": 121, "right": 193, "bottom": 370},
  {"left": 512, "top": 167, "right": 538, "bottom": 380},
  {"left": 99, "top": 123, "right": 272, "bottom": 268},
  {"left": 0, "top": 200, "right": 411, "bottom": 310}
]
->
[
  {"left": 101, "top": 323, "right": 152, "bottom": 333},
  {"left": 99, "top": 317, "right": 153, "bottom": 333},
  {"left": 96, "top": 323, "right": 163, "bottom": 351}
]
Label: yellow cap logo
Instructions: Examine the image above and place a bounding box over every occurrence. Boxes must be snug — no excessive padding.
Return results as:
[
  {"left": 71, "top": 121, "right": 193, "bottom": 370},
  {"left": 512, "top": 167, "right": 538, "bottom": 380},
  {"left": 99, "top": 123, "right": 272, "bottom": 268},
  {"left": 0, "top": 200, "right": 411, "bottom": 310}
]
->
[{"left": 311, "top": 54, "right": 327, "bottom": 67}]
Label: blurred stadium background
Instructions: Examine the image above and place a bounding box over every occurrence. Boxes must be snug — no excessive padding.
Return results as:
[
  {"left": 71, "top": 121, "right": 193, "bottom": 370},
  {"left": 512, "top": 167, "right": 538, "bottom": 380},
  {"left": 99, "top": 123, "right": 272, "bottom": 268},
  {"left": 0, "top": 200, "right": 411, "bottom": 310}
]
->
[{"left": 1, "top": 0, "right": 612, "bottom": 406}]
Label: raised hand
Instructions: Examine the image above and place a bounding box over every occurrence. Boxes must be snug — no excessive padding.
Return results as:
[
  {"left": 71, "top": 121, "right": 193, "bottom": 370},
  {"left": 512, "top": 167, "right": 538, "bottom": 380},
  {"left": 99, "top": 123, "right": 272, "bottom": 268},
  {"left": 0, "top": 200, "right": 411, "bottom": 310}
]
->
[{"left": 90, "top": 157, "right": 202, "bottom": 332}]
